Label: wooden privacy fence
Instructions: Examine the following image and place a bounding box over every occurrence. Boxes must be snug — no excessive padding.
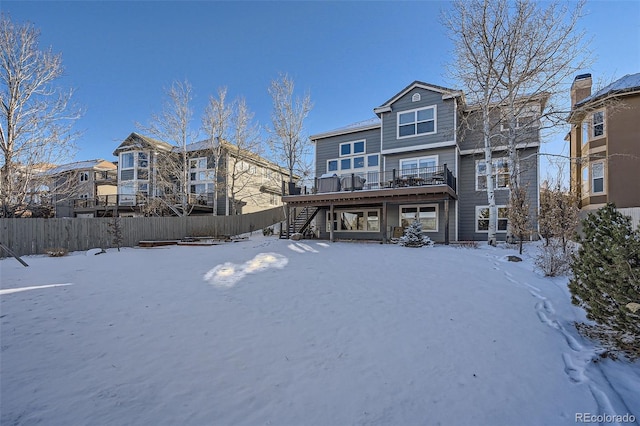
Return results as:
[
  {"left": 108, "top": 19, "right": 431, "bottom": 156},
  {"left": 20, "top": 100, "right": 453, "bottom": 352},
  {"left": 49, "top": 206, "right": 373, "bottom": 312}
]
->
[{"left": 0, "top": 207, "right": 285, "bottom": 257}]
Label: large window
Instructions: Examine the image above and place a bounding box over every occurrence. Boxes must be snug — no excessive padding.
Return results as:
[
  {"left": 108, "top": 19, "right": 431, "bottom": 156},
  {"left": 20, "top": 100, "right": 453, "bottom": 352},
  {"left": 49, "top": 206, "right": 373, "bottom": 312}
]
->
[
  {"left": 189, "top": 156, "right": 215, "bottom": 195},
  {"left": 400, "top": 156, "right": 438, "bottom": 177},
  {"left": 476, "top": 206, "right": 508, "bottom": 233},
  {"left": 326, "top": 209, "right": 380, "bottom": 232},
  {"left": 400, "top": 204, "right": 438, "bottom": 232},
  {"left": 397, "top": 106, "right": 436, "bottom": 138},
  {"left": 476, "top": 158, "right": 509, "bottom": 190}
]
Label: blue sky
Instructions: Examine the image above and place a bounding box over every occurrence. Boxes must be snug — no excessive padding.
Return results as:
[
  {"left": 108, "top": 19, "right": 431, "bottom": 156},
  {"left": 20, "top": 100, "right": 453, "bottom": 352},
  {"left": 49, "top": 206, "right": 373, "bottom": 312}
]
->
[{"left": 2, "top": 1, "right": 639, "bottom": 179}]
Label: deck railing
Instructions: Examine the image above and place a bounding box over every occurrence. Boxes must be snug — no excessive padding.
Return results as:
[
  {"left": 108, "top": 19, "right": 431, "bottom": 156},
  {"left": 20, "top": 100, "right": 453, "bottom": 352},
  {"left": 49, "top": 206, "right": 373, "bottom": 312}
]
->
[{"left": 311, "top": 164, "right": 456, "bottom": 194}]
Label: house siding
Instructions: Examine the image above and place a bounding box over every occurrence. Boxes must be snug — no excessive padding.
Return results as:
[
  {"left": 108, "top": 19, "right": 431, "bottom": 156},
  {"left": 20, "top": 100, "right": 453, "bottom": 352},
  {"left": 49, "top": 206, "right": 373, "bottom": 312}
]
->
[
  {"left": 458, "top": 147, "right": 539, "bottom": 241},
  {"left": 381, "top": 88, "right": 456, "bottom": 151},
  {"left": 314, "top": 127, "right": 381, "bottom": 177}
]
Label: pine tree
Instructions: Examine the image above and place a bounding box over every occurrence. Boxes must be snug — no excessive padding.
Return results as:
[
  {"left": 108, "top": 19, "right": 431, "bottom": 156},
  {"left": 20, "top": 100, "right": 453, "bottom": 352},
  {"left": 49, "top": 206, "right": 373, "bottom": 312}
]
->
[
  {"left": 400, "top": 220, "right": 432, "bottom": 248},
  {"left": 569, "top": 204, "right": 640, "bottom": 354}
]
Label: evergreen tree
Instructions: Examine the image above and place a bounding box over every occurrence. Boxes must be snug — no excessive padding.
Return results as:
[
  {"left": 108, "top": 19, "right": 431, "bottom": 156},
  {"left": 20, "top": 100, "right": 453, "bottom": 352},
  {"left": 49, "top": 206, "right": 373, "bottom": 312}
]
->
[
  {"left": 569, "top": 204, "right": 640, "bottom": 353},
  {"left": 400, "top": 220, "right": 432, "bottom": 248}
]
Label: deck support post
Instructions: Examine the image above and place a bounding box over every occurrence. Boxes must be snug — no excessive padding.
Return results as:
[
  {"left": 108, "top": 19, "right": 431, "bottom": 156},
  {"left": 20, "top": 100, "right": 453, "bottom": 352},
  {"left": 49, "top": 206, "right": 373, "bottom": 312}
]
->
[
  {"left": 444, "top": 198, "right": 450, "bottom": 245},
  {"left": 329, "top": 203, "right": 335, "bottom": 243},
  {"left": 382, "top": 201, "right": 388, "bottom": 244}
]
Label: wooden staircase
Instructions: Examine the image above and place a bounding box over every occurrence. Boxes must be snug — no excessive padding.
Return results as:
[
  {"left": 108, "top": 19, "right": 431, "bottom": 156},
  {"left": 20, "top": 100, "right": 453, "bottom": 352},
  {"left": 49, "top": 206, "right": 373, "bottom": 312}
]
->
[{"left": 280, "top": 206, "right": 319, "bottom": 239}]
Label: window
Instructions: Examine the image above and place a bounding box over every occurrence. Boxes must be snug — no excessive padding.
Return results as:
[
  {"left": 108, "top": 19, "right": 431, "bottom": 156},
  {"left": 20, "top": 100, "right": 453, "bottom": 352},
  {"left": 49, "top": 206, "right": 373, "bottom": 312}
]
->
[
  {"left": 581, "top": 165, "right": 589, "bottom": 196},
  {"left": 121, "top": 153, "right": 134, "bottom": 169},
  {"left": 411, "top": 93, "right": 421, "bottom": 102},
  {"left": 79, "top": 172, "right": 89, "bottom": 182},
  {"left": 138, "top": 152, "right": 148, "bottom": 168},
  {"left": 327, "top": 160, "right": 338, "bottom": 172},
  {"left": 400, "top": 156, "right": 438, "bottom": 177},
  {"left": 591, "top": 161, "right": 605, "bottom": 193},
  {"left": 500, "top": 106, "right": 539, "bottom": 131},
  {"left": 189, "top": 158, "right": 207, "bottom": 169},
  {"left": 340, "top": 140, "right": 365, "bottom": 157},
  {"left": 400, "top": 204, "right": 438, "bottom": 232},
  {"left": 582, "top": 111, "right": 605, "bottom": 143},
  {"left": 397, "top": 106, "right": 436, "bottom": 138},
  {"left": 269, "top": 193, "right": 278, "bottom": 206},
  {"left": 367, "top": 155, "right": 379, "bottom": 167},
  {"left": 354, "top": 156, "right": 365, "bottom": 169},
  {"left": 476, "top": 158, "right": 509, "bottom": 190},
  {"left": 476, "top": 206, "right": 509, "bottom": 233},
  {"left": 340, "top": 158, "right": 351, "bottom": 170},
  {"left": 326, "top": 209, "right": 380, "bottom": 232},
  {"left": 593, "top": 111, "right": 604, "bottom": 137}
]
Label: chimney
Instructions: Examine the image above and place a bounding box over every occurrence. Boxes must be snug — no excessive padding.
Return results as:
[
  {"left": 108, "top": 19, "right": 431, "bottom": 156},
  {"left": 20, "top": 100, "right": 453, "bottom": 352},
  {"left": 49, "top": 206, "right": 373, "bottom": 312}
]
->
[{"left": 571, "top": 73, "right": 592, "bottom": 107}]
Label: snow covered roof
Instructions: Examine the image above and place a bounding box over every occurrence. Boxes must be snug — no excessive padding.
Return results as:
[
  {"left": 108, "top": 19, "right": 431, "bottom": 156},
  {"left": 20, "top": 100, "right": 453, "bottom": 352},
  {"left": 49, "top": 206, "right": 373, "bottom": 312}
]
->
[
  {"left": 576, "top": 73, "right": 640, "bottom": 106},
  {"left": 310, "top": 117, "right": 381, "bottom": 140},
  {"left": 42, "top": 159, "right": 116, "bottom": 175}
]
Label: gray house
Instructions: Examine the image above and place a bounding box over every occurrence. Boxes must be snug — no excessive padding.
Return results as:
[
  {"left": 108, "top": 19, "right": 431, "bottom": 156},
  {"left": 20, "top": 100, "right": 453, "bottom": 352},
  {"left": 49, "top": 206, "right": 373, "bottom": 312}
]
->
[{"left": 282, "top": 81, "right": 540, "bottom": 243}]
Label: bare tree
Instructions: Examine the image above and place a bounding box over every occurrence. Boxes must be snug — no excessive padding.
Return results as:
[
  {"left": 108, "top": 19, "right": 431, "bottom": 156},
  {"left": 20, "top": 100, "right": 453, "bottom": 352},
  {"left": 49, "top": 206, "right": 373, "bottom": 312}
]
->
[
  {"left": 138, "top": 80, "right": 198, "bottom": 216},
  {"left": 507, "top": 185, "right": 530, "bottom": 254},
  {"left": 202, "top": 87, "right": 232, "bottom": 215},
  {"left": 267, "top": 73, "right": 312, "bottom": 189},
  {"left": 444, "top": 0, "right": 509, "bottom": 246},
  {"left": 227, "top": 98, "right": 263, "bottom": 215},
  {"left": 445, "top": 0, "right": 589, "bottom": 245},
  {"left": 0, "top": 15, "right": 81, "bottom": 217}
]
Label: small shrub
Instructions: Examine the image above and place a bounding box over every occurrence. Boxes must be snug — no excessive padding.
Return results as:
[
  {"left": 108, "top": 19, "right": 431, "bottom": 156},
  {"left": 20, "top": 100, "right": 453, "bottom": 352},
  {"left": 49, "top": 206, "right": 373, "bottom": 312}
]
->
[
  {"left": 535, "top": 239, "right": 575, "bottom": 277},
  {"left": 45, "top": 247, "right": 68, "bottom": 257},
  {"left": 457, "top": 241, "right": 479, "bottom": 249},
  {"left": 399, "top": 220, "right": 433, "bottom": 248}
]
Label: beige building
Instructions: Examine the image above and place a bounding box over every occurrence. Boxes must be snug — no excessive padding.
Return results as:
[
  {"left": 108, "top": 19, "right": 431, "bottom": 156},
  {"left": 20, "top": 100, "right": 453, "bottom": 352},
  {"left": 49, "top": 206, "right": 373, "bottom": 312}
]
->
[
  {"left": 112, "top": 133, "right": 295, "bottom": 216},
  {"left": 567, "top": 73, "right": 640, "bottom": 225},
  {"left": 44, "top": 159, "right": 118, "bottom": 217}
]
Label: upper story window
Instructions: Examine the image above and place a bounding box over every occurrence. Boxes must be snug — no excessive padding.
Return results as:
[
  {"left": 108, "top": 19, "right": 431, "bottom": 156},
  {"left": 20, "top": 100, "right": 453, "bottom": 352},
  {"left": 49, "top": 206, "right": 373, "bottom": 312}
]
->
[
  {"left": 476, "top": 206, "right": 509, "bottom": 233},
  {"left": 397, "top": 106, "right": 436, "bottom": 138},
  {"left": 581, "top": 110, "right": 605, "bottom": 144},
  {"left": 500, "top": 105, "right": 539, "bottom": 131},
  {"left": 400, "top": 156, "right": 438, "bottom": 176},
  {"left": 340, "top": 140, "right": 365, "bottom": 157},
  {"left": 120, "top": 151, "right": 149, "bottom": 181},
  {"left": 189, "top": 158, "right": 207, "bottom": 169},
  {"left": 476, "top": 158, "right": 509, "bottom": 190},
  {"left": 412, "top": 93, "right": 421, "bottom": 102},
  {"left": 79, "top": 171, "right": 89, "bottom": 182}
]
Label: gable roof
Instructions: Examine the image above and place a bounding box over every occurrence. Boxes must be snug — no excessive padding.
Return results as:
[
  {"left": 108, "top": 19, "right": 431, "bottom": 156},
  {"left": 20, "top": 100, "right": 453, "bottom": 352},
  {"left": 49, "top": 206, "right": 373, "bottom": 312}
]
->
[
  {"left": 576, "top": 73, "right": 640, "bottom": 106},
  {"left": 42, "top": 159, "right": 116, "bottom": 176},
  {"left": 112, "top": 132, "right": 174, "bottom": 156},
  {"left": 374, "top": 80, "right": 463, "bottom": 115},
  {"left": 310, "top": 117, "right": 381, "bottom": 141}
]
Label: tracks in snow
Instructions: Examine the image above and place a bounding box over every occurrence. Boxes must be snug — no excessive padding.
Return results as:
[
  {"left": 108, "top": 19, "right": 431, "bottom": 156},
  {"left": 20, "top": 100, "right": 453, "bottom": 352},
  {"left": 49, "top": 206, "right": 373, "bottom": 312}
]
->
[{"left": 492, "top": 256, "right": 636, "bottom": 423}]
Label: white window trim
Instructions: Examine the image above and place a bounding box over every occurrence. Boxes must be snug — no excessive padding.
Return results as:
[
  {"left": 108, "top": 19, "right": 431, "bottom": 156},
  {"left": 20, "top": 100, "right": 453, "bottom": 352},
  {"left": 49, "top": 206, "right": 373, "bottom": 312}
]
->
[
  {"left": 326, "top": 208, "right": 381, "bottom": 233},
  {"left": 591, "top": 160, "right": 606, "bottom": 195},
  {"left": 326, "top": 159, "right": 339, "bottom": 173},
  {"left": 339, "top": 139, "right": 366, "bottom": 157},
  {"left": 399, "top": 155, "right": 439, "bottom": 173},
  {"left": 475, "top": 158, "right": 509, "bottom": 191},
  {"left": 500, "top": 105, "right": 540, "bottom": 132},
  {"left": 399, "top": 204, "right": 439, "bottom": 233},
  {"left": 475, "top": 205, "right": 509, "bottom": 233},
  {"left": 396, "top": 105, "right": 437, "bottom": 139},
  {"left": 411, "top": 93, "right": 421, "bottom": 102}
]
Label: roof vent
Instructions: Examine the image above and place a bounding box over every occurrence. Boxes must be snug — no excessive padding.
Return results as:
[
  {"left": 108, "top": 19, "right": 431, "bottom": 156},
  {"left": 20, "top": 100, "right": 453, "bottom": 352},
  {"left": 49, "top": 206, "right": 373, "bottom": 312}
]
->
[{"left": 412, "top": 93, "right": 421, "bottom": 102}]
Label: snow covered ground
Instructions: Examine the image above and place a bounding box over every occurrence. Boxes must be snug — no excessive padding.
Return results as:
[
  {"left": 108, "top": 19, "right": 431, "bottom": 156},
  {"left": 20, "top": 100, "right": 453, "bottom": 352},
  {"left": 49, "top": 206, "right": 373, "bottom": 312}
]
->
[{"left": 1, "top": 236, "right": 638, "bottom": 425}]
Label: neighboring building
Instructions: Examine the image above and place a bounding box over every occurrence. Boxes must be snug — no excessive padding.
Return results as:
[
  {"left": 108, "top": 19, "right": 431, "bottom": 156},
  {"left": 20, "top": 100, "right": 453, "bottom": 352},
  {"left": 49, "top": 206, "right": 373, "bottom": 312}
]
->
[
  {"left": 282, "top": 81, "right": 541, "bottom": 243},
  {"left": 43, "top": 159, "right": 118, "bottom": 217},
  {"left": 567, "top": 73, "right": 640, "bottom": 223},
  {"left": 112, "top": 132, "right": 293, "bottom": 216}
]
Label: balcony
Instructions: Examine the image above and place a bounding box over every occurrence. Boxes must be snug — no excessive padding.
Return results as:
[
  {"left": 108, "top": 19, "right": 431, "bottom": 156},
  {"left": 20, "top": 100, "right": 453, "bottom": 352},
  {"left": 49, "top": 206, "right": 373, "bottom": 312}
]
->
[{"left": 282, "top": 165, "right": 457, "bottom": 207}]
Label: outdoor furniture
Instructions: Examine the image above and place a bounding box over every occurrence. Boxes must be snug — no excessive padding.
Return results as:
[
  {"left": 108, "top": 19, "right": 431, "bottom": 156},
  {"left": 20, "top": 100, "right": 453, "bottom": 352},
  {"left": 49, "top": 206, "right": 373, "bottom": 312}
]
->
[
  {"left": 341, "top": 175, "right": 366, "bottom": 191},
  {"left": 317, "top": 175, "right": 341, "bottom": 193}
]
